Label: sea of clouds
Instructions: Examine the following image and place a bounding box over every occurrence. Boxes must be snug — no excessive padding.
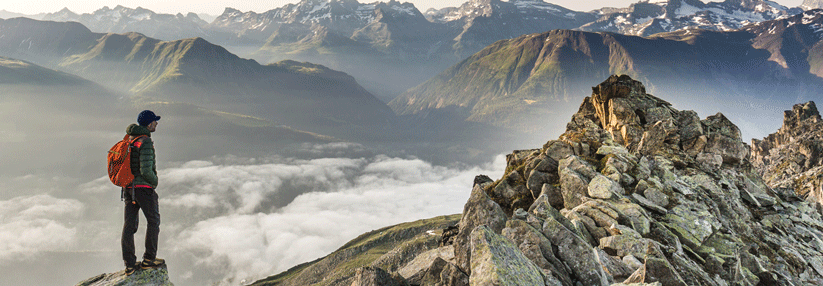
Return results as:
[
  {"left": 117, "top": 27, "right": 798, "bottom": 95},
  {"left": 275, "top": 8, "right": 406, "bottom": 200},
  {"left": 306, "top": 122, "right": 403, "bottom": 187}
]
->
[{"left": 0, "top": 142, "right": 506, "bottom": 285}]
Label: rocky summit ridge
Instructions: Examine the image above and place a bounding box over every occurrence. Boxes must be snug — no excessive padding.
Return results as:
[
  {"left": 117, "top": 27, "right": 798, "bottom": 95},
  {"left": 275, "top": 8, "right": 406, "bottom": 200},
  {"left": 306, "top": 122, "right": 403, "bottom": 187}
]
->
[
  {"left": 341, "top": 75, "right": 823, "bottom": 286},
  {"left": 752, "top": 101, "right": 823, "bottom": 206}
]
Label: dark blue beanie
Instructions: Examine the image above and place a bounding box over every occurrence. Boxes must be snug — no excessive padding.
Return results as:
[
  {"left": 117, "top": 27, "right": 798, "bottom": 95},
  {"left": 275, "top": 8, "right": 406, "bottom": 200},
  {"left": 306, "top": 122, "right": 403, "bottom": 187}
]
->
[{"left": 137, "top": 110, "right": 161, "bottom": 126}]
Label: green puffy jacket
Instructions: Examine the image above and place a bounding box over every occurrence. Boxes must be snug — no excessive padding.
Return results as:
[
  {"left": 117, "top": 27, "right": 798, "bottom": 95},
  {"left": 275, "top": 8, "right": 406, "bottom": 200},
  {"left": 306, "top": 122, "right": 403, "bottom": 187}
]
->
[{"left": 126, "top": 124, "right": 158, "bottom": 188}]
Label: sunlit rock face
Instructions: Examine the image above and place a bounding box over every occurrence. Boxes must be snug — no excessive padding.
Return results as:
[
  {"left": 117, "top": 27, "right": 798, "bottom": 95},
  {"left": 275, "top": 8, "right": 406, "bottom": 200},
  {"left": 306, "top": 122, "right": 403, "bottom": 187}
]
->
[
  {"left": 752, "top": 101, "right": 823, "bottom": 205},
  {"left": 437, "top": 75, "right": 823, "bottom": 285},
  {"left": 247, "top": 75, "right": 823, "bottom": 286}
]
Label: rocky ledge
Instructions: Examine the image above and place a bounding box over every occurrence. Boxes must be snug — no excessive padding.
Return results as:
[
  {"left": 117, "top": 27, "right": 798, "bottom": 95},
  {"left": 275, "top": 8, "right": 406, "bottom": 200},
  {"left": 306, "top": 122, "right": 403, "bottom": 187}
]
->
[
  {"left": 349, "top": 75, "right": 823, "bottom": 286},
  {"left": 752, "top": 101, "right": 823, "bottom": 205},
  {"left": 75, "top": 264, "right": 174, "bottom": 286}
]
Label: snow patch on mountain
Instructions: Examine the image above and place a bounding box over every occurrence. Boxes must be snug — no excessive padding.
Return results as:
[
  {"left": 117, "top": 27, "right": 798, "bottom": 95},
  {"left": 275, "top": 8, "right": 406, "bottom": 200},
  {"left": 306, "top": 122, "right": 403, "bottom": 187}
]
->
[
  {"left": 803, "top": 10, "right": 823, "bottom": 24},
  {"left": 389, "top": 3, "right": 418, "bottom": 16},
  {"left": 709, "top": 8, "right": 767, "bottom": 22},
  {"left": 513, "top": 0, "right": 560, "bottom": 12},
  {"left": 581, "top": 0, "right": 802, "bottom": 36},
  {"left": 811, "top": 23, "right": 823, "bottom": 36},
  {"left": 675, "top": 1, "right": 702, "bottom": 17}
]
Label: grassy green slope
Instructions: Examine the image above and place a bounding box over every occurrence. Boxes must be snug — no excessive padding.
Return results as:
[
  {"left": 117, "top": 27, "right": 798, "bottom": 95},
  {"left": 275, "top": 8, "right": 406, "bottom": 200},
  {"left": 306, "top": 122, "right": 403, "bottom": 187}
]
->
[
  {"left": 0, "top": 17, "right": 398, "bottom": 140},
  {"left": 250, "top": 214, "right": 460, "bottom": 286},
  {"left": 390, "top": 23, "right": 823, "bottom": 133},
  {"left": 388, "top": 30, "right": 617, "bottom": 131},
  {"left": 54, "top": 32, "right": 396, "bottom": 138},
  {"left": 0, "top": 56, "right": 93, "bottom": 85}
]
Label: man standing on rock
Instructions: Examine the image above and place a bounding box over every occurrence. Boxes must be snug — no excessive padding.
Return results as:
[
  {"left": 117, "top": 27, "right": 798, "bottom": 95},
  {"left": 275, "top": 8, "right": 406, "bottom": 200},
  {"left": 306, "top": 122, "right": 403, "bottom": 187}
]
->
[{"left": 122, "top": 110, "right": 165, "bottom": 275}]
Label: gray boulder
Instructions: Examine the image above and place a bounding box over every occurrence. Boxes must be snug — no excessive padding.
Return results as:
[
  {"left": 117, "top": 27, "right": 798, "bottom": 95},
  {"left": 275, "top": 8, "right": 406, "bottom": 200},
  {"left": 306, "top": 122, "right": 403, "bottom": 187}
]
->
[
  {"left": 404, "top": 257, "right": 468, "bottom": 286},
  {"left": 588, "top": 175, "right": 623, "bottom": 199},
  {"left": 397, "top": 246, "right": 455, "bottom": 281},
  {"left": 677, "top": 110, "right": 708, "bottom": 158},
  {"left": 351, "top": 266, "right": 407, "bottom": 286},
  {"left": 702, "top": 113, "right": 749, "bottom": 165},
  {"left": 469, "top": 226, "right": 546, "bottom": 286},
  {"left": 491, "top": 170, "right": 531, "bottom": 213},
  {"left": 638, "top": 119, "right": 679, "bottom": 156},
  {"left": 559, "top": 159, "right": 592, "bottom": 209},
  {"left": 527, "top": 170, "right": 555, "bottom": 197},
  {"left": 502, "top": 219, "right": 572, "bottom": 285},
  {"left": 543, "top": 140, "right": 575, "bottom": 163},
  {"left": 542, "top": 216, "right": 610, "bottom": 286},
  {"left": 454, "top": 184, "right": 508, "bottom": 274}
]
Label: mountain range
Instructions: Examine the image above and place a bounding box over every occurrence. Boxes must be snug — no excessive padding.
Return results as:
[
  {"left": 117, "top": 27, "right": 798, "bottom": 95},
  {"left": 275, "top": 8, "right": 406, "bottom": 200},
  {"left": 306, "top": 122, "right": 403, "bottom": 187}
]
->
[
  {"left": 0, "top": 17, "right": 395, "bottom": 141},
  {"left": 579, "top": 0, "right": 802, "bottom": 36},
  {"left": 20, "top": 0, "right": 818, "bottom": 100},
  {"left": 42, "top": 6, "right": 209, "bottom": 41},
  {"left": 0, "top": 9, "right": 45, "bottom": 20},
  {"left": 389, "top": 9, "right": 823, "bottom": 144}
]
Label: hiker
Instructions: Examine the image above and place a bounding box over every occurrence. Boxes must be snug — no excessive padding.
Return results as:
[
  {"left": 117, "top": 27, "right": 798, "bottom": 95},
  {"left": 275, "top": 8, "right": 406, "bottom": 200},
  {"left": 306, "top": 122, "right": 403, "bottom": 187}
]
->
[{"left": 121, "top": 110, "right": 165, "bottom": 275}]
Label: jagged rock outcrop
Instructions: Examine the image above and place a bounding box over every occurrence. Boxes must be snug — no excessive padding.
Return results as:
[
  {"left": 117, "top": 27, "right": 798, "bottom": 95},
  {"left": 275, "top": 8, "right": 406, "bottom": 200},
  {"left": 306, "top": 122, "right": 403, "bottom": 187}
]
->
[
  {"left": 390, "top": 75, "right": 823, "bottom": 285},
  {"left": 75, "top": 265, "right": 174, "bottom": 286},
  {"left": 752, "top": 101, "right": 823, "bottom": 205},
  {"left": 254, "top": 75, "right": 823, "bottom": 286}
]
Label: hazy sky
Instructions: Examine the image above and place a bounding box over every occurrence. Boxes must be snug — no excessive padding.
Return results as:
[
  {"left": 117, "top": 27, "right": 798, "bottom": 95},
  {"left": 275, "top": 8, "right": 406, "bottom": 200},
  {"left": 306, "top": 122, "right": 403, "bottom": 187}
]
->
[{"left": 3, "top": 0, "right": 808, "bottom": 15}]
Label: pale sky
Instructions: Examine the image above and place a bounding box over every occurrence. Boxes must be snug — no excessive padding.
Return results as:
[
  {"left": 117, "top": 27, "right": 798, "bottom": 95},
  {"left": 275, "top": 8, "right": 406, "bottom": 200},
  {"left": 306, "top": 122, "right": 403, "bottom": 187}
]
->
[{"left": 0, "top": 0, "right": 808, "bottom": 16}]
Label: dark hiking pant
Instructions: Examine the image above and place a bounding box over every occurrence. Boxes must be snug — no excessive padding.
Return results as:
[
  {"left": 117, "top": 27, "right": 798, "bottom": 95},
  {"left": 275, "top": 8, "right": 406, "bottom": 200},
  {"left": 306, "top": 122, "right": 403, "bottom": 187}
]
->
[{"left": 121, "top": 187, "right": 160, "bottom": 267}]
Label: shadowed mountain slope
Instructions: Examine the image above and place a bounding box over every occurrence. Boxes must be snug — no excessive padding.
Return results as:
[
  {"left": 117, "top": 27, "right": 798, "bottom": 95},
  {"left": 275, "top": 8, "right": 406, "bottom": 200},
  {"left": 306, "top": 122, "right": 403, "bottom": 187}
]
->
[
  {"left": 20, "top": 1, "right": 814, "bottom": 102},
  {"left": 0, "top": 18, "right": 396, "bottom": 140},
  {"left": 0, "top": 56, "right": 92, "bottom": 85},
  {"left": 0, "top": 56, "right": 335, "bottom": 176},
  {"left": 390, "top": 11, "right": 823, "bottom": 142}
]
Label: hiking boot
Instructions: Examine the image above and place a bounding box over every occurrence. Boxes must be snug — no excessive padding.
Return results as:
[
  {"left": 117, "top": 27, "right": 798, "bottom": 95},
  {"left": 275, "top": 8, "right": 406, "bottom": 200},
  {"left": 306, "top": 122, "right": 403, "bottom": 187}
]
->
[
  {"left": 125, "top": 264, "right": 137, "bottom": 276},
  {"left": 140, "top": 257, "right": 165, "bottom": 269}
]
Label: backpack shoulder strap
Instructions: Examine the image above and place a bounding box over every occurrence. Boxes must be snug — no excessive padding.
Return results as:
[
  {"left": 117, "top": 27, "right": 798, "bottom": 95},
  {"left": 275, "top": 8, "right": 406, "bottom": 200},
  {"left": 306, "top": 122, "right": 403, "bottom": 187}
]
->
[{"left": 130, "top": 135, "right": 148, "bottom": 148}]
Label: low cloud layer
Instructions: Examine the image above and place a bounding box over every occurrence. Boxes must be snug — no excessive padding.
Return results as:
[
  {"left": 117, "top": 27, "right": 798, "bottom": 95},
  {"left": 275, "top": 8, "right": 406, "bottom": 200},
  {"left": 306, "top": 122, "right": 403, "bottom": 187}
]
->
[
  {"left": 8, "top": 142, "right": 506, "bottom": 285},
  {"left": 0, "top": 195, "right": 83, "bottom": 262},
  {"left": 164, "top": 153, "right": 505, "bottom": 284}
]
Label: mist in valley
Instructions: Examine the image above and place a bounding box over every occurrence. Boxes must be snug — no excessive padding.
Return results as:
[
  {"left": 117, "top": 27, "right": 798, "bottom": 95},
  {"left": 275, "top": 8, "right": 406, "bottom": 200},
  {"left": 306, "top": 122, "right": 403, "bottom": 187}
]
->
[{"left": 0, "top": 82, "right": 515, "bottom": 285}]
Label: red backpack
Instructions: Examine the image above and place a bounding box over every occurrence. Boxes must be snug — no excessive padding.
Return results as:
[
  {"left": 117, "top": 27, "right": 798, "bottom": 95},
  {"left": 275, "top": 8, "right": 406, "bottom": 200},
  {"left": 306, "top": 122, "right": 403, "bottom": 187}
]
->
[{"left": 107, "top": 134, "right": 146, "bottom": 187}]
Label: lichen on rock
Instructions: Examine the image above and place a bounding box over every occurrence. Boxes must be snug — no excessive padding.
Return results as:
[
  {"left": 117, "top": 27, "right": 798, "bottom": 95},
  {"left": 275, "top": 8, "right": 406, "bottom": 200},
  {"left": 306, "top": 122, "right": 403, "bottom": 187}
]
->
[{"left": 449, "top": 75, "right": 823, "bottom": 286}]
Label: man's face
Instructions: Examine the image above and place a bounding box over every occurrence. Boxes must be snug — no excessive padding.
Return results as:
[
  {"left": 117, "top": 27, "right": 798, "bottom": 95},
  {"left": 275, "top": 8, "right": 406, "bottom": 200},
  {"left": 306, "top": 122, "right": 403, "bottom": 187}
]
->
[{"left": 148, "top": 121, "right": 158, "bottom": 132}]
